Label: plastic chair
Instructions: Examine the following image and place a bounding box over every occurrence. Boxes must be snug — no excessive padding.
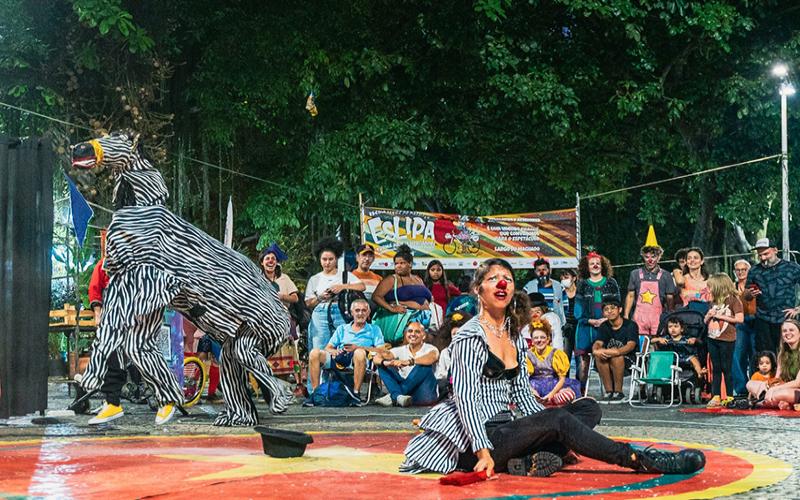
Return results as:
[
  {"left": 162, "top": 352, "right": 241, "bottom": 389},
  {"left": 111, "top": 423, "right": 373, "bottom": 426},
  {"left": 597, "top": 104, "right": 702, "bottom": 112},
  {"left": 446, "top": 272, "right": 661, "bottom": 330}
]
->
[
  {"left": 629, "top": 351, "right": 682, "bottom": 408},
  {"left": 586, "top": 335, "right": 650, "bottom": 402}
]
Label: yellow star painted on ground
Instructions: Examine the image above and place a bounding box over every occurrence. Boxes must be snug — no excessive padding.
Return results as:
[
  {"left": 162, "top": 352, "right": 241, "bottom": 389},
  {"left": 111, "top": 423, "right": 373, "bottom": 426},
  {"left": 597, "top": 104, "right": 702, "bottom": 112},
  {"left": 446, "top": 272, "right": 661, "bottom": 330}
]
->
[
  {"left": 159, "top": 446, "right": 438, "bottom": 481},
  {"left": 639, "top": 290, "right": 656, "bottom": 304}
]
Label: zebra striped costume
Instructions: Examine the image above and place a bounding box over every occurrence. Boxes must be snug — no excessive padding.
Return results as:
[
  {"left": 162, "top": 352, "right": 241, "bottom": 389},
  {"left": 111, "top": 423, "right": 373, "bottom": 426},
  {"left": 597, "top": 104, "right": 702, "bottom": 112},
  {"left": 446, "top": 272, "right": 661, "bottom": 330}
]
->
[
  {"left": 401, "top": 316, "right": 544, "bottom": 473},
  {"left": 72, "top": 131, "right": 293, "bottom": 426}
]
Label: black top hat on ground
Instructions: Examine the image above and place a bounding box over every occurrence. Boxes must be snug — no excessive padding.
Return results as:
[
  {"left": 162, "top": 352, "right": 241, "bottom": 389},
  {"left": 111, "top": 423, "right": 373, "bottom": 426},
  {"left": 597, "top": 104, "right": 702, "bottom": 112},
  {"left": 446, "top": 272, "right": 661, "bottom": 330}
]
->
[{"left": 254, "top": 426, "right": 313, "bottom": 458}]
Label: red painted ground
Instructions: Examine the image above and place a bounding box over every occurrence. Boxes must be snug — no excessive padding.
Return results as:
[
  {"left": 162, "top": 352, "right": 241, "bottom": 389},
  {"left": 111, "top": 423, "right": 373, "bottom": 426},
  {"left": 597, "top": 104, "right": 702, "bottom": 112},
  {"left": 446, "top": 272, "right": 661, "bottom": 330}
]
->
[
  {"left": 0, "top": 432, "right": 780, "bottom": 499},
  {"left": 681, "top": 407, "right": 800, "bottom": 418}
]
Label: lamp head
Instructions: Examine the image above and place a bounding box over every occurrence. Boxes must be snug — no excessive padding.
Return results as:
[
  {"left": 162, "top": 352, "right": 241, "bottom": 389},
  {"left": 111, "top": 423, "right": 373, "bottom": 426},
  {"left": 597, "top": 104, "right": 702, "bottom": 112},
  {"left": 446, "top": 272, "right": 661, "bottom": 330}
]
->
[{"left": 773, "top": 63, "right": 789, "bottom": 78}]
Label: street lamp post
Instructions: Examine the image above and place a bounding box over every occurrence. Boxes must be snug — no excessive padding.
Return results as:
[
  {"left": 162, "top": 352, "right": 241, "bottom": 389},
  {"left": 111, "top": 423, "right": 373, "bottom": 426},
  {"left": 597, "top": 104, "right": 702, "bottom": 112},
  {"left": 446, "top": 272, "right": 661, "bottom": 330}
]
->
[{"left": 773, "top": 64, "right": 795, "bottom": 260}]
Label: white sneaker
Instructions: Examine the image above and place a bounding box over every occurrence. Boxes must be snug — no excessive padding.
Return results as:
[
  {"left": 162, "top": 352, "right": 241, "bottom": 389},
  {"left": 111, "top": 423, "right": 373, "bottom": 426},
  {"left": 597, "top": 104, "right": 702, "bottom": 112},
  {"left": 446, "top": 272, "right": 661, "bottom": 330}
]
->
[
  {"left": 73, "top": 373, "right": 83, "bottom": 384},
  {"left": 397, "top": 395, "right": 412, "bottom": 407},
  {"left": 375, "top": 394, "right": 393, "bottom": 407}
]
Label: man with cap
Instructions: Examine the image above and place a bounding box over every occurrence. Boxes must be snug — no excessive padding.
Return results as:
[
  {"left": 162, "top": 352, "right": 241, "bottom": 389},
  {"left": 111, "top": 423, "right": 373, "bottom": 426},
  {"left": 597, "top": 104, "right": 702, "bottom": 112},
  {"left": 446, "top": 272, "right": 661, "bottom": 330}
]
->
[
  {"left": 744, "top": 238, "right": 800, "bottom": 352},
  {"left": 353, "top": 244, "right": 382, "bottom": 301},
  {"left": 593, "top": 297, "right": 639, "bottom": 402},
  {"left": 624, "top": 226, "right": 676, "bottom": 337}
]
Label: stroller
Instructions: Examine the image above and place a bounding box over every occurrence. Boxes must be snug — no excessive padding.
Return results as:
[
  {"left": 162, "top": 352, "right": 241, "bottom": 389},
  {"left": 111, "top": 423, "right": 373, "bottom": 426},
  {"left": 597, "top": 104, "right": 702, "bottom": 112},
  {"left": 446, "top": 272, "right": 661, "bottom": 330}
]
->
[{"left": 648, "top": 308, "right": 707, "bottom": 405}]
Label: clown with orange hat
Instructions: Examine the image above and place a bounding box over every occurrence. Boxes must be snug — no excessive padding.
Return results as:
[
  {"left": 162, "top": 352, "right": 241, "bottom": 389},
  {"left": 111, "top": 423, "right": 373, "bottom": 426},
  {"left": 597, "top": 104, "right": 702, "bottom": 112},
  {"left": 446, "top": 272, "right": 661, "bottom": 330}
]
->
[{"left": 623, "top": 226, "right": 677, "bottom": 336}]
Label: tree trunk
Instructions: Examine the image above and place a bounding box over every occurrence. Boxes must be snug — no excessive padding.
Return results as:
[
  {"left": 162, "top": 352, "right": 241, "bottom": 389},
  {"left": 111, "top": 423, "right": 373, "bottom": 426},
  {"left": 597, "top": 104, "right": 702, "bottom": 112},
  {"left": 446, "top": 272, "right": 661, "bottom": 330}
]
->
[{"left": 691, "top": 183, "right": 725, "bottom": 272}]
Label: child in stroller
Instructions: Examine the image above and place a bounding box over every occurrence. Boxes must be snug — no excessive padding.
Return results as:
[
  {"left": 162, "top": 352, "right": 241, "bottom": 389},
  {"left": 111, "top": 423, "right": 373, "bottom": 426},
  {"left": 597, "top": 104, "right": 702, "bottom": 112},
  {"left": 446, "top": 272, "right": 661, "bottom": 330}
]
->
[{"left": 651, "top": 309, "right": 708, "bottom": 403}]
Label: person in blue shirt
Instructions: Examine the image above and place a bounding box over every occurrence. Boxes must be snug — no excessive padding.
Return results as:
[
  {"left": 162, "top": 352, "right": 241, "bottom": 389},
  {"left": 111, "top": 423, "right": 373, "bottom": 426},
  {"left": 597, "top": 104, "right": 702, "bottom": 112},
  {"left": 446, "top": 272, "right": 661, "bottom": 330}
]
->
[{"left": 308, "top": 299, "right": 387, "bottom": 396}]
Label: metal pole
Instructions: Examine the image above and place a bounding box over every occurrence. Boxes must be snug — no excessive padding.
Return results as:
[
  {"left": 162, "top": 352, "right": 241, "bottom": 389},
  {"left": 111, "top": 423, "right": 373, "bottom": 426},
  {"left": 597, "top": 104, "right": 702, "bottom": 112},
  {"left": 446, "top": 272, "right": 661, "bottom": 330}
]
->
[
  {"left": 781, "top": 91, "right": 790, "bottom": 259},
  {"left": 575, "top": 192, "right": 582, "bottom": 260}
]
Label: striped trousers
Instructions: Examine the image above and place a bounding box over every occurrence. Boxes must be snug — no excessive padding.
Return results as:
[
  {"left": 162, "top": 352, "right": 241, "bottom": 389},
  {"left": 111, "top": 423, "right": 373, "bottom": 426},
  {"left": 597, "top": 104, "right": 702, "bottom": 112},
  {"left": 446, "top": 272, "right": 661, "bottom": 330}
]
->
[
  {"left": 81, "top": 266, "right": 183, "bottom": 405},
  {"left": 213, "top": 324, "right": 293, "bottom": 426}
]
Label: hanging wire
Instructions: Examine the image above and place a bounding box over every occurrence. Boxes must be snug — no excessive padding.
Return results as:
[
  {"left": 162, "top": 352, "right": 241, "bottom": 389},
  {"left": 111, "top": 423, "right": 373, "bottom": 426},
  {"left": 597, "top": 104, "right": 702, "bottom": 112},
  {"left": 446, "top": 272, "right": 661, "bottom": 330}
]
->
[
  {"left": 580, "top": 155, "right": 781, "bottom": 200},
  {"left": 0, "top": 100, "right": 359, "bottom": 208}
]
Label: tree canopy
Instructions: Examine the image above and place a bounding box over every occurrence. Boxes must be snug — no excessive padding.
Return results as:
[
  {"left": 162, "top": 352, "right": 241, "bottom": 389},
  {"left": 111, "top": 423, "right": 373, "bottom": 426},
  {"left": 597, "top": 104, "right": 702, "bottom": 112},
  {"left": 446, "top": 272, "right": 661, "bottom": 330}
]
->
[{"left": 2, "top": 0, "right": 799, "bottom": 276}]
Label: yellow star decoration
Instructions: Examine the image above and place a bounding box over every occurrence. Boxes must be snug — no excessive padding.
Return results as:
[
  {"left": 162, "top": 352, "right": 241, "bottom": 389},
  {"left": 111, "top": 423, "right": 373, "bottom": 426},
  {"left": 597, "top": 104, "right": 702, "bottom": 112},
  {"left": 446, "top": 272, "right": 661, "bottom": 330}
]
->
[
  {"left": 639, "top": 290, "right": 657, "bottom": 304},
  {"left": 159, "top": 446, "right": 438, "bottom": 482}
]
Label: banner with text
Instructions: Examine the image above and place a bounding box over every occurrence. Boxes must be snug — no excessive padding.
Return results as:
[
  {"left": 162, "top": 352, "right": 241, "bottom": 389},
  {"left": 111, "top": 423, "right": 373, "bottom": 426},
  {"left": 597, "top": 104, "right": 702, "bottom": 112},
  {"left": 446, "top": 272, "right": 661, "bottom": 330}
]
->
[{"left": 361, "top": 207, "right": 578, "bottom": 270}]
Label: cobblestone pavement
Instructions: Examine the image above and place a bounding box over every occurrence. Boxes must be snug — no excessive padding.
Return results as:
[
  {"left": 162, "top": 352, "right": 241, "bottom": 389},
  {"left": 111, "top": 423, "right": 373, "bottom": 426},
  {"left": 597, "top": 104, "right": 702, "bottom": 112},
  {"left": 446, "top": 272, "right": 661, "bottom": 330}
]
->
[{"left": 0, "top": 380, "right": 797, "bottom": 498}]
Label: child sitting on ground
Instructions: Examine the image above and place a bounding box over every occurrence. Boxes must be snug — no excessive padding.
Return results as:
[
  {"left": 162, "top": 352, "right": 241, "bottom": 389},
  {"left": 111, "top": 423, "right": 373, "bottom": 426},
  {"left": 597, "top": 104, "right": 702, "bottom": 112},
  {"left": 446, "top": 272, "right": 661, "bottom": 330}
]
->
[
  {"left": 527, "top": 292, "right": 564, "bottom": 350},
  {"left": 651, "top": 317, "right": 705, "bottom": 380},
  {"left": 526, "top": 319, "right": 581, "bottom": 406},
  {"left": 746, "top": 351, "right": 781, "bottom": 402}
]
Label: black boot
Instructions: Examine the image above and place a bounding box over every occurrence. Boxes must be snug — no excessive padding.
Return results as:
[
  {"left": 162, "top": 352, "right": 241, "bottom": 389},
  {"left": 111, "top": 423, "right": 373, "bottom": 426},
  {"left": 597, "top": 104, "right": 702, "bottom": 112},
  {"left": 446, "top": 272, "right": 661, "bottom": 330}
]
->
[
  {"left": 624, "top": 445, "right": 706, "bottom": 474},
  {"left": 507, "top": 451, "right": 563, "bottom": 477}
]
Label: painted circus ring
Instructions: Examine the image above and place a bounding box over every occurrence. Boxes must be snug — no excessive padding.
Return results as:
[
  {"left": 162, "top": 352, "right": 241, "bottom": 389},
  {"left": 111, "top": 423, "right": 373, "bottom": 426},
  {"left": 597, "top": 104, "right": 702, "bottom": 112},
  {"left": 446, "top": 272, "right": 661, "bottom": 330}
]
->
[{"left": 0, "top": 431, "right": 791, "bottom": 499}]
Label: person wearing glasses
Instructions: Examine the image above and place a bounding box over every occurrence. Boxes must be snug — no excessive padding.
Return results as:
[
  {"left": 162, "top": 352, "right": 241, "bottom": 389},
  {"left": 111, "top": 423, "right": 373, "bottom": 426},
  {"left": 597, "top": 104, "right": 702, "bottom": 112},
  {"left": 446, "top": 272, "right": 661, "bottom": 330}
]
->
[
  {"left": 373, "top": 322, "right": 439, "bottom": 407},
  {"left": 731, "top": 259, "right": 757, "bottom": 395},
  {"left": 400, "top": 259, "right": 705, "bottom": 478}
]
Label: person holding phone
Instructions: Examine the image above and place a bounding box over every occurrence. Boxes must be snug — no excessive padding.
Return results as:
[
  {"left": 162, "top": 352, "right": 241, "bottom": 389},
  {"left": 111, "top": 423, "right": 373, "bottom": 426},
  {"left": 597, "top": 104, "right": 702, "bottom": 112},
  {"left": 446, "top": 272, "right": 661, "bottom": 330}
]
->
[{"left": 744, "top": 238, "right": 800, "bottom": 353}]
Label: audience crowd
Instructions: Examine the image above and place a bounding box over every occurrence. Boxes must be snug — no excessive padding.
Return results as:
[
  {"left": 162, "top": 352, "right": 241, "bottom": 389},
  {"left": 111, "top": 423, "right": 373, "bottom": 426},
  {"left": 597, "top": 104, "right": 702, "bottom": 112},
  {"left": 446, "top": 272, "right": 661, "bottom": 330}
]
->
[{"left": 186, "top": 234, "right": 800, "bottom": 413}]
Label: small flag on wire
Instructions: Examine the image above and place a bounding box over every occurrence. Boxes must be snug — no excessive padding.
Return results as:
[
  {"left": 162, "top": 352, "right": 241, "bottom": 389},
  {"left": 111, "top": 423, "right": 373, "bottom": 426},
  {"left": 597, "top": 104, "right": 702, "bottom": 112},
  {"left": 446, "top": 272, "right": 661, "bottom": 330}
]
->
[
  {"left": 224, "top": 195, "right": 233, "bottom": 248},
  {"left": 305, "top": 92, "right": 318, "bottom": 117},
  {"left": 63, "top": 171, "right": 94, "bottom": 247}
]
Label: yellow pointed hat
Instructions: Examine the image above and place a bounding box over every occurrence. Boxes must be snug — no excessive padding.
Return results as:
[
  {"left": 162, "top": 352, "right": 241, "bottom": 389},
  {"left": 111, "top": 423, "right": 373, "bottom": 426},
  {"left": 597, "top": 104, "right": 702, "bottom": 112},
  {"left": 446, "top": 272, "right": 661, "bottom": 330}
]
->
[{"left": 641, "top": 225, "right": 663, "bottom": 254}]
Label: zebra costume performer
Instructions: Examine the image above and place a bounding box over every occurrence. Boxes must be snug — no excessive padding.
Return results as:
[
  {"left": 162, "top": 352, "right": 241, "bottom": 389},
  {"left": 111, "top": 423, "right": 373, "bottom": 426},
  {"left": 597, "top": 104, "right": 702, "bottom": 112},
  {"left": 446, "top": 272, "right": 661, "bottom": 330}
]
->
[{"left": 71, "top": 131, "right": 293, "bottom": 426}]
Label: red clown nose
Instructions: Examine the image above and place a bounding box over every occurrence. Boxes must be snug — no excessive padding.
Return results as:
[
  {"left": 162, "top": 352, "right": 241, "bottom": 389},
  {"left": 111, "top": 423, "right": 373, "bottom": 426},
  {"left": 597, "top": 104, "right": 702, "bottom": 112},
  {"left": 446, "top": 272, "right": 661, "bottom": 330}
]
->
[{"left": 496, "top": 279, "right": 508, "bottom": 290}]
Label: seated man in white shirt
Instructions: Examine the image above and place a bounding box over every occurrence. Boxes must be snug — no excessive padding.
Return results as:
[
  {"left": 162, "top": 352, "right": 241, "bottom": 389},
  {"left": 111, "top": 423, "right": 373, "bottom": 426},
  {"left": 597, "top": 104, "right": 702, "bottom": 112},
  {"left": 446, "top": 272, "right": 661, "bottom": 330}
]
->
[
  {"left": 307, "top": 299, "right": 387, "bottom": 399},
  {"left": 373, "top": 322, "right": 439, "bottom": 407}
]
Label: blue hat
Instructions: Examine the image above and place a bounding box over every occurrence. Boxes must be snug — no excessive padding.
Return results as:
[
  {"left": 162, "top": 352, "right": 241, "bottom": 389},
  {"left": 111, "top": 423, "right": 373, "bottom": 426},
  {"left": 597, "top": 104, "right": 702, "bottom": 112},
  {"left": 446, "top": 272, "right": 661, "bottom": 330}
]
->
[{"left": 260, "top": 242, "right": 288, "bottom": 262}]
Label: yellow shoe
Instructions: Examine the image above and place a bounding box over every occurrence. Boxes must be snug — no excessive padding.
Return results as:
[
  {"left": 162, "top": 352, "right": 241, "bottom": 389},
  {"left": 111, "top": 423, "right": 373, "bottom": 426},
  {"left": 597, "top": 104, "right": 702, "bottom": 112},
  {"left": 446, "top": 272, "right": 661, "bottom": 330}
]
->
[
  {"left": 706, "top": 396, "right": 721, "bottom": 408},
  {"left": 155, "top": 403, "right": 176, "bottom": 425},
  {"left": 88, "top": 402, "right": 124, "bottom": 425}
]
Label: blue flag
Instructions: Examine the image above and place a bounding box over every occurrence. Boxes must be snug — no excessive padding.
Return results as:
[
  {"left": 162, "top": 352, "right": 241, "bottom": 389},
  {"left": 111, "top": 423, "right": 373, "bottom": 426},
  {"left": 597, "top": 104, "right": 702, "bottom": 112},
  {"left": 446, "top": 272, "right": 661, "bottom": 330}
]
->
[{"left": 63, "top": 171, "right": 94, "bottom": 247}]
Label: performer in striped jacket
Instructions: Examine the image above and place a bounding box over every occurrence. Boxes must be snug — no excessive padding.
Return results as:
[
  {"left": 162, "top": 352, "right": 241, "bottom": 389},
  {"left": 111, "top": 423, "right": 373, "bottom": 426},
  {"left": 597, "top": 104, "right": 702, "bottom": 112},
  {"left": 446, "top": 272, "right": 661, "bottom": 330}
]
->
[
  {"left": 402, "top": 258, "right": 706, "bottom": 477},
  {"left": 71, "top": 131, "right": 292, "bottom": 426}
]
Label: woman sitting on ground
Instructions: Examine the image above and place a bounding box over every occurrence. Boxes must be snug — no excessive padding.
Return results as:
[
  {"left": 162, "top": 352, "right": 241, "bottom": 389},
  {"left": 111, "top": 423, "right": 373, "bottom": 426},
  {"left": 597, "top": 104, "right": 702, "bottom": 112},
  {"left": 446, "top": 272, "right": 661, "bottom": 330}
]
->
[
  {"left": 527, "top": 292, "right": 564, "bottom": 350},
  {"left": 527, "top": 318, "right": 581, "bottom": 406},
  {"left": 401, "top": 258, "right": 705, "bottom": 478},
  {"left": 372, "top": 244, "right": 432, "bottom": 343},
  {"left": 373, "top": 321, "right": 439, "bottom": 407},
  {"left": 746, "top": 320, "right": 800, "bottom": 411}
]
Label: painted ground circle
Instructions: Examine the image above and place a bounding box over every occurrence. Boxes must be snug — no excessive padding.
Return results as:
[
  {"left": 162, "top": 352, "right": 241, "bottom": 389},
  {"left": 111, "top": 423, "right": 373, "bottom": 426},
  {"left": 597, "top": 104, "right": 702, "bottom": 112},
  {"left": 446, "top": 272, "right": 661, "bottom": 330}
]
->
[{"left": 0, "top": 432, "right": 791, "bottom": 499}]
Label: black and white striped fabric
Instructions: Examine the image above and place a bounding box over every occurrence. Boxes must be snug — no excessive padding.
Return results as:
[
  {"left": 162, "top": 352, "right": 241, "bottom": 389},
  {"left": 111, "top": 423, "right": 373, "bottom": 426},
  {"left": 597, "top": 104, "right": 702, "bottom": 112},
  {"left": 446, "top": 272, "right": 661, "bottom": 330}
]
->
[
  {"left": 400, "top": 316, "right": 544, "bottom": 474},
  {"left": 75, "top": 132, "right": 292, "bottom": 425}
]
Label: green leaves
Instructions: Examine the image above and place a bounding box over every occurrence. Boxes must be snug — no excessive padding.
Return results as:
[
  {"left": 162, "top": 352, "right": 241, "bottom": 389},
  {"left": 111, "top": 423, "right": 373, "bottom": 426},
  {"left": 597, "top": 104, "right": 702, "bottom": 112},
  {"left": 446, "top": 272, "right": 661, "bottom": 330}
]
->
[{"left": 70, "top": 0, "right": 154, "bottom": 53}]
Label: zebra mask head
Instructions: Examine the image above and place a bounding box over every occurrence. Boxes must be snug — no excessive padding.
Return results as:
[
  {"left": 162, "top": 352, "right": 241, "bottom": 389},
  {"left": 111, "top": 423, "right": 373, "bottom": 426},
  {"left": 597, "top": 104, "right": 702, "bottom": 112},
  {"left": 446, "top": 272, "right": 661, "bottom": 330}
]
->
[
  {"left": 72, "top": 130, "right": 168, "bottom": 208},
  {"left": 72, "top": 130, "right": 147, "bottom": 172}
]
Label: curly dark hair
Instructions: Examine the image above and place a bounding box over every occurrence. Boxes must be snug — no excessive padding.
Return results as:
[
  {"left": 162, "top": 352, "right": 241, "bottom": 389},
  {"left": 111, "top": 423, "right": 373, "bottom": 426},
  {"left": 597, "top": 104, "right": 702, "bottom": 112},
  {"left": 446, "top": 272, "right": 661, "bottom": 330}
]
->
[
  {"left": 314, "top": 237, "right": 344, "bottom": 259},
  {"left": 394, "top": 243, "right": 414, "bottom": 264},
  {"left": 577, "top": 254, "right": 614, "bottom": 279}
]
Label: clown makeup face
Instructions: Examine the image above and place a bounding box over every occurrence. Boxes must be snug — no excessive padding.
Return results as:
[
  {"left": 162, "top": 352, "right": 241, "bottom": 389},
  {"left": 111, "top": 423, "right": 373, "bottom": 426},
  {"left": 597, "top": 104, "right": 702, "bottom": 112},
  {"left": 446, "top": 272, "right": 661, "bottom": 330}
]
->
[
  {"left": 477, "top": 265, "right": 515, "bottom": 312},
  {"left": 531, "top": 329, "right": 550, "bottom": 353},
  {"left": 642, "top": 251, "right": 660, "bottom": 271},
  {"left": 261, "top": 253, "right": 278, "bottom": 274},
  {"left": 588, "top": 257, "right": 602, "bottom": 278}
]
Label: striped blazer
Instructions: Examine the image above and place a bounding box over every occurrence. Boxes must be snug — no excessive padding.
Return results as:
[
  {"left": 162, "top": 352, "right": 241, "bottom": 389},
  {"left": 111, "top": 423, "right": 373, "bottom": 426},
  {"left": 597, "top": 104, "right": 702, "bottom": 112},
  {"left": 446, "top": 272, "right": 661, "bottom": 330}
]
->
[{"left": 401, "top": 316, "right": 544, "bottom": 474}]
